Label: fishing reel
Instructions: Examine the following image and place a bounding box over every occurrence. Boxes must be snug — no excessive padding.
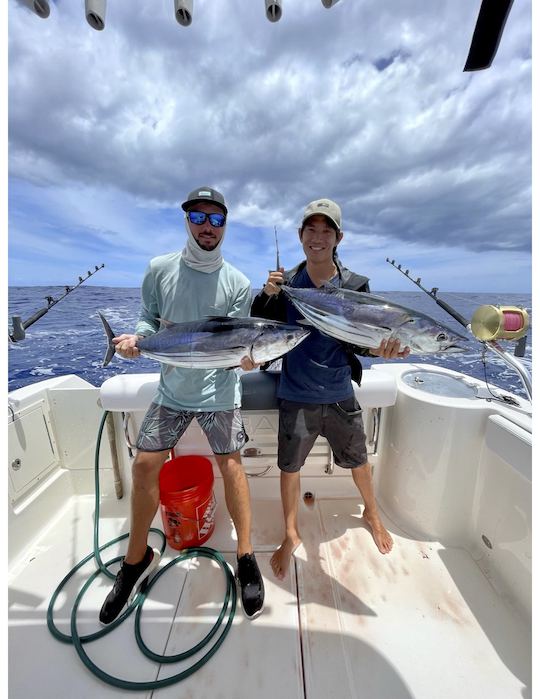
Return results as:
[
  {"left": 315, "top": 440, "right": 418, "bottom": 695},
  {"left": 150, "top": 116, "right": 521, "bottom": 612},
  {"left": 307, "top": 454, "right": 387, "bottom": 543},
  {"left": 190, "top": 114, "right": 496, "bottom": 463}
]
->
[{"left": 470, "top": 305, "right": 529, "bottom": 342}]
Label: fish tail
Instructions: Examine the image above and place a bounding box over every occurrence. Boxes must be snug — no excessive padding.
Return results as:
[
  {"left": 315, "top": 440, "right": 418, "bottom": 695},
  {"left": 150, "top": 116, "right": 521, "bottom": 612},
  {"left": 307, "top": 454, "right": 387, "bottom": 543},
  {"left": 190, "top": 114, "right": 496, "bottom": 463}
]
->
[{"left": 98, "top": 311, "right": 116, "bottom": 367}]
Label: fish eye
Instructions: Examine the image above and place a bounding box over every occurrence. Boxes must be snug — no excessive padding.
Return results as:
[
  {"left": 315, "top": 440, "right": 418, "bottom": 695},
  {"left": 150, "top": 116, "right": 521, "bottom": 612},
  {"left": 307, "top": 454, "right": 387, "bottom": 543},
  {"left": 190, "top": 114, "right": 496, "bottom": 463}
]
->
[{"left": 437, "top": 332, "right": 447, "bottom": 342}]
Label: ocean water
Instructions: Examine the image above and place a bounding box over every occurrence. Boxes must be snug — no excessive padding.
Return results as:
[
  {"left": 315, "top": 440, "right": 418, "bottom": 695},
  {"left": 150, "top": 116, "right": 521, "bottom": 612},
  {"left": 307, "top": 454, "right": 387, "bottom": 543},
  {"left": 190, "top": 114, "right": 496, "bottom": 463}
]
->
[{"left": 8, "top": 286, "right": 532, "bottom": 398}]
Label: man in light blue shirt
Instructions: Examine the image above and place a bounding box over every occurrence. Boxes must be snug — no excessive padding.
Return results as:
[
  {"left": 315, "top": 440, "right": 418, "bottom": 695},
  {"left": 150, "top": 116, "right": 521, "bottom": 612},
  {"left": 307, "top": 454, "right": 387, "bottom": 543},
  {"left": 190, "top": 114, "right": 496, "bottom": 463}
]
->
[{"left": 100, "top": 186, "right": 264, "bottom": 623}]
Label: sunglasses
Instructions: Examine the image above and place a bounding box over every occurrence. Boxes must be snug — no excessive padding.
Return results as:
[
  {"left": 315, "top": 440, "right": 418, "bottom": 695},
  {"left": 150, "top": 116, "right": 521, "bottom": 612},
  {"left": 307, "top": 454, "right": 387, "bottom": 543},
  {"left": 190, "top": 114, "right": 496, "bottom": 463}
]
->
[{"left": 187, "top": 210, "right": 226, "bottom": 228}]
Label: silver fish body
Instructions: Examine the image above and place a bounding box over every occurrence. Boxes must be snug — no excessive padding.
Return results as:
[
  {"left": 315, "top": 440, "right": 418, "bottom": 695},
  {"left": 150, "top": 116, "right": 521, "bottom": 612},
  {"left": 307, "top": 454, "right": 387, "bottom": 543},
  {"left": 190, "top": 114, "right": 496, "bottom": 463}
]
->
[
  {"left": 99, "top": 313, "right": 310, "bottom": 369},
  {"left": 281, "top": 285, "right": 469, "bottom": 355}
]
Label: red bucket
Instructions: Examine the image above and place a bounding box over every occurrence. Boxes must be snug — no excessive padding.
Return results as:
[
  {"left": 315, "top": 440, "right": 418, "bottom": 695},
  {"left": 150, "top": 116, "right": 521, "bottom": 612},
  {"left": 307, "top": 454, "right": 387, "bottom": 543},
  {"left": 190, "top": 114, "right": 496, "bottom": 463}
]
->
[{"left": 159, "top": 455, "right": 216, "bottom": 550}]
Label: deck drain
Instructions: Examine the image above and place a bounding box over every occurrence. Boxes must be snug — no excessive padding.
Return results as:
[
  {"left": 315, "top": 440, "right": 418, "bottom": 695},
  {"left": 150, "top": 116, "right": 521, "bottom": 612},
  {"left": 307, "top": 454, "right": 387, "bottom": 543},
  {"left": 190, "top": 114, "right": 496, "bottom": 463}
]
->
[{"left": 303, "top": 491, "right": 315, "bottom": 508}]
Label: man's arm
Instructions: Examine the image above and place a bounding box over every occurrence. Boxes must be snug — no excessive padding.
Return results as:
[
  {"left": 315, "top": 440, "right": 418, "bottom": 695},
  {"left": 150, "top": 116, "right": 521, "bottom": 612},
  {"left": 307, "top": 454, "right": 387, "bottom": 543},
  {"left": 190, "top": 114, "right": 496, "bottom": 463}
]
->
[
  {"left": 251, "top": 268, "right": 288, "bottom": 322},
  {"left": 228, "top": 281, "right": 252, "bottom": 318},
  {"left": 135, "top": 264, "right": 160, "bottom": 337}
]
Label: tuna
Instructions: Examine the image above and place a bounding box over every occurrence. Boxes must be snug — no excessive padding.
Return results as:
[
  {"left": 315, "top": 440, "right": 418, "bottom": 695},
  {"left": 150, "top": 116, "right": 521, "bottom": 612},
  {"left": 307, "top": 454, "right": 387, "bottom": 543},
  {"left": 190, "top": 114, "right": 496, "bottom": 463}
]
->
[
  {"left": 281, "top": 285, "right": 469, "bottom": 355},
  {"left": 99, "top": 313, "right": 310, "bottom": 369}
]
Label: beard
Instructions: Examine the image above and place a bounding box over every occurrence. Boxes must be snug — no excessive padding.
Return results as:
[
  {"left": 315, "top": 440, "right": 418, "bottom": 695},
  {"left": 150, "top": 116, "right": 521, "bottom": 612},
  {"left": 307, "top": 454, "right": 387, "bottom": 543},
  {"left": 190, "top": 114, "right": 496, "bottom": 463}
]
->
[{"left": 196, "top": 238, "right": 220, "bottom": 251}]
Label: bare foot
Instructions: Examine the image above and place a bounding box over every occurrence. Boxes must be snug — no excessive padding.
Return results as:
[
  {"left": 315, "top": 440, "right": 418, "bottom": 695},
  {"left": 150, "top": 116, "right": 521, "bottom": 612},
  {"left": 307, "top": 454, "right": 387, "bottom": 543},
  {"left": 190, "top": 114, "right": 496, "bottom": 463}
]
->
[
  {"left": 270, "top": 536, "right": 302, "bottom": 580},
  {"left": 363, "top": 509, "right": 393, "bottom": 554}
]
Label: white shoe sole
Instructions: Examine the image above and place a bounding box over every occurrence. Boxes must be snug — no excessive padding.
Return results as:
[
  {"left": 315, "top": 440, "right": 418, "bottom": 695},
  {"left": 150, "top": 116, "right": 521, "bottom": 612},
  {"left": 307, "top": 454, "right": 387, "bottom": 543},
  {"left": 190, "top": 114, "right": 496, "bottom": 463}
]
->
[{"left": 99, "top": 548, "right": 162, "bottom": 627}]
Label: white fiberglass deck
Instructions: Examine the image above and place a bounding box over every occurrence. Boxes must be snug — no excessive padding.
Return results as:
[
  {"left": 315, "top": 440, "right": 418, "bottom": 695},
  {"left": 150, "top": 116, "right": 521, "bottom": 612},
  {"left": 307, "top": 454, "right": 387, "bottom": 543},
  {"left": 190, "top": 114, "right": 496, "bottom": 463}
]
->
[{"left": 8, "top": 487, "right": 530, "bottom": 699}]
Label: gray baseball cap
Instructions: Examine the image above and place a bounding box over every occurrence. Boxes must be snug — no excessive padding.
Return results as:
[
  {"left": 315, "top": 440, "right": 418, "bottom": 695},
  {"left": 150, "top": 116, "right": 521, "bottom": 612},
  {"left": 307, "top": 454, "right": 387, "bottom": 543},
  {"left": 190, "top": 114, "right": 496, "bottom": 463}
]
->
[
  {"left": 301, "top": 198, "right": 341, "bottom": 230},
  {"left": 181, "top": 186, "right": 228, "bottom": 214}
]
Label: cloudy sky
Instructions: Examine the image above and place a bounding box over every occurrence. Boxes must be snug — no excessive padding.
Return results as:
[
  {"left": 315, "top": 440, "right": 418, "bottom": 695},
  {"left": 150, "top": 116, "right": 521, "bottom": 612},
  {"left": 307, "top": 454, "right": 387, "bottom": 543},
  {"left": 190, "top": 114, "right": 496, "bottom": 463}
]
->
[{"left": 8, "top": 0, "right": 532, "bottom": 293}]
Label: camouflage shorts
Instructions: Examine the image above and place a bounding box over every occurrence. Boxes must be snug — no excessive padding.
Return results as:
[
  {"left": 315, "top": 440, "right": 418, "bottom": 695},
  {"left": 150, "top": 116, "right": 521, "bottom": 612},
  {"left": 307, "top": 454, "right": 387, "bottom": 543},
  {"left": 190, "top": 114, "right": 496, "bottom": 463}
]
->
[{"left": 136, "top": 402, "right": 249, "bottom": 455}]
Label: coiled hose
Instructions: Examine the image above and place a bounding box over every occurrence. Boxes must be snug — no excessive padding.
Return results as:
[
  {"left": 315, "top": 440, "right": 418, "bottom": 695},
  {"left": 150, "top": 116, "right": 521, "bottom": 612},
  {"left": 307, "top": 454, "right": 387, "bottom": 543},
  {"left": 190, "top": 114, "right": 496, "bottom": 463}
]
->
[{"left": 46, "top": 410, "right": 237, "bottom": 690}]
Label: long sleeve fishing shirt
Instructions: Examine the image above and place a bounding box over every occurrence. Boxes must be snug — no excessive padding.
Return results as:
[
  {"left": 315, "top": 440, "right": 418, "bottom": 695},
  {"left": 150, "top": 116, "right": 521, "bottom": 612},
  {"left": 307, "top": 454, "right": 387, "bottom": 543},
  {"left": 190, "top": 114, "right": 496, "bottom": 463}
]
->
[{"left": 135, "top": 253, "right": 252, "bottom": 411}]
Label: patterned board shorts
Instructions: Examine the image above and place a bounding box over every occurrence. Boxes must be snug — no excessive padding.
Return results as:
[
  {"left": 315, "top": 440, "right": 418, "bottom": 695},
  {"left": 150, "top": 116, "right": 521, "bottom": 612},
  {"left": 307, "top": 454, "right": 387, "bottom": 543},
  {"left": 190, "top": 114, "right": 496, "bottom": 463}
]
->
[
  {"left": 136, "top": 402, "right": 249, "bottom": 455},
  {"left": 278, "top": 396, "right": 368, "bottom": 472}
]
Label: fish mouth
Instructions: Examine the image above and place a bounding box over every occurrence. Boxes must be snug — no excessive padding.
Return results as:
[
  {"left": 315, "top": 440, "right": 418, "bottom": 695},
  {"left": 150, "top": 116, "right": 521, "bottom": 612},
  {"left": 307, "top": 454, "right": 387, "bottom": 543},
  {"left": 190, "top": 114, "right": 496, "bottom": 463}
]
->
[{"left": 443, "top": 343, "right": 468, "bottom": 354}]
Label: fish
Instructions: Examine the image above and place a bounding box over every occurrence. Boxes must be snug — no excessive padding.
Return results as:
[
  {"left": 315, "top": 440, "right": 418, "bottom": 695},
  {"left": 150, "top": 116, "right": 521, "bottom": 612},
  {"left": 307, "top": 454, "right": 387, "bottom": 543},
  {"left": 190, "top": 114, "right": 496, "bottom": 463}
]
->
[
  {"left": 281, "top": 285, "right": 470, "bottom": 355},
  {"left": 98, "top": 312, "right": 310, "bottom": 369}
]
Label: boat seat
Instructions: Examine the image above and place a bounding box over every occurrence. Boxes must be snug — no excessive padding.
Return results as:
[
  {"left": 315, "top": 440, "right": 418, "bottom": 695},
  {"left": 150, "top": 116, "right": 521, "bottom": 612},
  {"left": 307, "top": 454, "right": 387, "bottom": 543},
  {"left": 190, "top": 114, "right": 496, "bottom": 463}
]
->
[
  {"left": 240, "top": 371, "right": 280, "bottom": 410},
  {"left": 353, "top": 369, "right": 397, "bottom": 408},
  {"left": 99, "top": 369, "right": 397, "bottom": 412},
  {"left": 100, "top": 373, "right": 160, "bottom": 412}
]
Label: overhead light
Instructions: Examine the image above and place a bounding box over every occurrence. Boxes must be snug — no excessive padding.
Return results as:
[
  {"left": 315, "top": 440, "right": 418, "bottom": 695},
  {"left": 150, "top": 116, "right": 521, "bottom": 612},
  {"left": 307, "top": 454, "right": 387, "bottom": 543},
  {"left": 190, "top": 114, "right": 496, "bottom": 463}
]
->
[
  {"left": 265, "top": 0, "right": 282, "bottom": 22},
  {"left": 16, "top": 0, "right": 50, "bottom": 18},
  {"left": 174, "top": 0, "right": 193, "bottom": 26},
  {"left": 85, "top": 0, "right": 106, "bottom": 30}
]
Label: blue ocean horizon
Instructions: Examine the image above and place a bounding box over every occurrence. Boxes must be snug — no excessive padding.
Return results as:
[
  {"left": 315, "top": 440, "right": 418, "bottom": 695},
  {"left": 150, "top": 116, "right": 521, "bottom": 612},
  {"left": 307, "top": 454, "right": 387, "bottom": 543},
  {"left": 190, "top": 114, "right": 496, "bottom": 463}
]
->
[{"left": 8, "top": 286, "right": 532, "bottom": 398}]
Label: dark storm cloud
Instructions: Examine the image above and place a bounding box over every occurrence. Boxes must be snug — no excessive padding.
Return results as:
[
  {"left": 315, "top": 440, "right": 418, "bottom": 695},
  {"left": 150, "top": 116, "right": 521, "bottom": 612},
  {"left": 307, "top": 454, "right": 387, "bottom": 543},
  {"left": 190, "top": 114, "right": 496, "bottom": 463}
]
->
[{"left": 9, "top": 0, "right": 531, "bottom": 253}]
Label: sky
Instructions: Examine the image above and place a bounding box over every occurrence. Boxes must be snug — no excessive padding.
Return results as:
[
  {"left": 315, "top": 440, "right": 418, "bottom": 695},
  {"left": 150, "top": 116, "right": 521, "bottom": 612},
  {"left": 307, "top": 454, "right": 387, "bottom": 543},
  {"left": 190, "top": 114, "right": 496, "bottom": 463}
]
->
[{"left": 7, "top": 0, "right": 533, "bottom": 293}]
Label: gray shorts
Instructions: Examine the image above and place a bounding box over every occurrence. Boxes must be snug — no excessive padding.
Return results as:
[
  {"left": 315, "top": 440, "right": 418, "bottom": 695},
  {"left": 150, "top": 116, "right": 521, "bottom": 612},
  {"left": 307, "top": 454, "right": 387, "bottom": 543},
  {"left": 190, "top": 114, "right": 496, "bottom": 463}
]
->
[
  {"left": 278, "top": 396, "right": 368, "bottom": 472},
  {"left": 136, "top": 402, "right": 248, "bottom": 455}
]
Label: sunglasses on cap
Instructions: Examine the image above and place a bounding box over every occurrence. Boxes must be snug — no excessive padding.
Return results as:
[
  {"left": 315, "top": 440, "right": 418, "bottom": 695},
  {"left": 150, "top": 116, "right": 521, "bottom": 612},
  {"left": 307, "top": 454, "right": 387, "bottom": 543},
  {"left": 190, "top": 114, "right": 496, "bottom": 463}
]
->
[{"left": 187, "top": 210, "right": 226, "bottom": 228}]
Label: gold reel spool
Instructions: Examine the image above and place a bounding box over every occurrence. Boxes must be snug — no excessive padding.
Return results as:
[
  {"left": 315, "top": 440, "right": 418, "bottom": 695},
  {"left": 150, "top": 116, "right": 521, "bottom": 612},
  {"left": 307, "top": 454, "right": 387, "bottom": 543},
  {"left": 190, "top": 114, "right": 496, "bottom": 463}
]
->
[{"left": 470, "top": 305, "right": 529, "bottom": 342}]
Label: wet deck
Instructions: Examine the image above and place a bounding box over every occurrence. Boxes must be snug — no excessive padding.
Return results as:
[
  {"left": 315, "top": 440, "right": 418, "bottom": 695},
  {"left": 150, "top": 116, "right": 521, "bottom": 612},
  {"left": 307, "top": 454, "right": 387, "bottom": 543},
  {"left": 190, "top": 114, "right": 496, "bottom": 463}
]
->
[{"left": 8, "top": 488, "right": 531, "bottom": 698}]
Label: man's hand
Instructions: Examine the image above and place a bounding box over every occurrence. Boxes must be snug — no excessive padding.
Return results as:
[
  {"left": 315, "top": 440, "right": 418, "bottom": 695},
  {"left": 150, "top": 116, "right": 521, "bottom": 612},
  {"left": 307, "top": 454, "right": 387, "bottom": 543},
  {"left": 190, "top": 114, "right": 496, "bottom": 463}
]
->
[
  {"left": 263, "top": 267, "right": 284, "bottom": 296},
  {"left": 240, "top": 355, "right": 262, "bottom": 371},
  {"left": 370, "top": 338, "right": 410, "bottom": 360},
  {"left": 113, "top": 334, "right": 142, "bottom": 359}
]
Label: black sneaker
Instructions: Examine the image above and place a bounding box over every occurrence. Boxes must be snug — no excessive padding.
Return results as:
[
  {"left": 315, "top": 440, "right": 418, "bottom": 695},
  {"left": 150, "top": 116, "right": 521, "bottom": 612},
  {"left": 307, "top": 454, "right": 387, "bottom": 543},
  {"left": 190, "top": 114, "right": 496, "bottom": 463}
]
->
[
  {"left": 99, "top": 546, "right": 160, "bottom": 625},
  {"left": 236, "top": 552, "right": 265, "bottom": 619}
]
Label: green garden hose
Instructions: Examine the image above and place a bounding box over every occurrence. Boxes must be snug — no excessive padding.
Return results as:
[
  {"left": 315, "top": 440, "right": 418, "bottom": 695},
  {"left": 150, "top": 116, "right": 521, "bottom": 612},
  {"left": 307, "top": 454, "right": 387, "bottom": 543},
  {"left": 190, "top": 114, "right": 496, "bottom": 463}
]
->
[{"left": 46, "top": 410, "right": 237, "bottom": 690}]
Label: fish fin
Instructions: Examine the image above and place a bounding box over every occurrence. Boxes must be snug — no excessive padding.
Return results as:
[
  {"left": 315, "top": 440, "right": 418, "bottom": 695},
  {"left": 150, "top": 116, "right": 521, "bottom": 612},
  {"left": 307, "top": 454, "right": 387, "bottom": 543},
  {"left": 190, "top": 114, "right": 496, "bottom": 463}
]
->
[
  {"left": 98, "top": 312, "right": 116, "bottom": 367},
  {"left": 157, "top": 317, "right": 175, "bottom": 329},
  {"left": 297, "top": 319, "right": 314, "bottom": 327},
  {"left": 203, "top": 315, "right": 235, "bottom": 322}
]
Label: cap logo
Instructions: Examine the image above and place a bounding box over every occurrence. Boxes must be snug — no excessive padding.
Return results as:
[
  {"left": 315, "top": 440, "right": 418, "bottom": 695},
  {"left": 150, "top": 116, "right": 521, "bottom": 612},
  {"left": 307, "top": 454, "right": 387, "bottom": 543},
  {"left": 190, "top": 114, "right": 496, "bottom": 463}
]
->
[
  {"left": 198, "top": 190, "right": 212, "bottom": 197},
  {"left": 317, "top": 202, "right": 329, "bottom": 208}
]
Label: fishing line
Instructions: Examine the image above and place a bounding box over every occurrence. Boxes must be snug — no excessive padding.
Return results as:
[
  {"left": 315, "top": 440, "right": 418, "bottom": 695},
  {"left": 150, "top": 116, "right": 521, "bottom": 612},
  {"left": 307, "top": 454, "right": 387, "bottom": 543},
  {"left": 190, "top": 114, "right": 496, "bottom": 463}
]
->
[
  {"left": 478, "top": 346, "right": 522, "bottom": 406},
  {"left": 46, "top": 411, "right": 237, "bottom": 690}
]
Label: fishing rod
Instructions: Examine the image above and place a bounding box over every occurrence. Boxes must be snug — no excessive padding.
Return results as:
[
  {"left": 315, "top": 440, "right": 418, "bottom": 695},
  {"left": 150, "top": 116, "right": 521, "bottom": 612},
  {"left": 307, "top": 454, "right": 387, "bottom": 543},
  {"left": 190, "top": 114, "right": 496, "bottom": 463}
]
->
[
  {"left": 386, "top": 258, "right": 532, "bottom": 402},
  {"left": 9, "top": 264, "right": 105, "bottom": 343},
  {"left": 385, "top": 259, "right": 470, "bottom": 328},
  {"left": 274, "top": 225, "right": 280, "bottom": 270}
]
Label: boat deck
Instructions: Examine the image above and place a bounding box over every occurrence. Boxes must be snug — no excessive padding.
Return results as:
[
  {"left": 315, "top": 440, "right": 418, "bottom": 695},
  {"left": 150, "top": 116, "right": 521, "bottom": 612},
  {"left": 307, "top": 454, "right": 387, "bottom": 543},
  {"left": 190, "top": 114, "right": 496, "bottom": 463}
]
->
[{"left": 8, "top": 487, "right": 530, "bottom": 699}]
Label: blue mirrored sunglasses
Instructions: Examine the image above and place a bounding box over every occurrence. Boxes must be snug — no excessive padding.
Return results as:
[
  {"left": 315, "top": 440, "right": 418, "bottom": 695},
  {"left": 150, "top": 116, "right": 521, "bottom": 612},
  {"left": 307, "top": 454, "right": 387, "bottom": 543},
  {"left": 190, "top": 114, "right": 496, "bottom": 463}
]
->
[{"left": 187, "top": 210, "right": 226, "bottom": 227}]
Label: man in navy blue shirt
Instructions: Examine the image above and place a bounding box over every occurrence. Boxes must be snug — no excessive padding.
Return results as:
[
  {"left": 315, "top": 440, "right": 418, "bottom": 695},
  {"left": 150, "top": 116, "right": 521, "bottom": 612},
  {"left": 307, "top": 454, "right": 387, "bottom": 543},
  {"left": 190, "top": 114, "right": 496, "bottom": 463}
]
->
[{"left": 251, "top": 198, "right": 409, "bottom": 579}]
